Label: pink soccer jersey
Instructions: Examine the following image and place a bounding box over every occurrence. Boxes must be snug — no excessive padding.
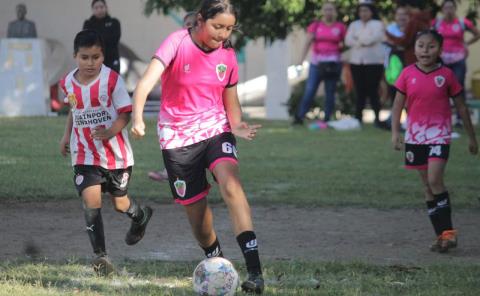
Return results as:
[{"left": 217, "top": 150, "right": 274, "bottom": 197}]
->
[
  {"left": 154, "top": 29, "right": 239, "bottom": 149},
  {"left": 61, "top": 65, "right": 134, "bottom": 169},
  {"left": 307, "top": 21, "right": 346, "bottom": 63},
  {"left": 433, "top": 18, "right": 475, "bottom": 64},
  {"left": 395, "top": 64, "right": 463, "bottom": 145}
]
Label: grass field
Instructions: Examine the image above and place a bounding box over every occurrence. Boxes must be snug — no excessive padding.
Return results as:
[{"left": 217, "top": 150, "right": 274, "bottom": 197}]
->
[
  {"left": 0, "top": 117, "right": 479, "bottom": 208},
  {"left": 1, "top": 117, "right": 480, "bottom": 295}
]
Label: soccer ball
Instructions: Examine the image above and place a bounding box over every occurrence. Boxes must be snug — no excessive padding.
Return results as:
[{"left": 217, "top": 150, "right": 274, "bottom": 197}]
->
[{"left": 192, "top": 257, "right": 239, "bottom": 296}]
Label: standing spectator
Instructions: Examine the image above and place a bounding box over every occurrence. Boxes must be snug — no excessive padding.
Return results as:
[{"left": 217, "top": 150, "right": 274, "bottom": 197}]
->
[
  {"left": 83, "top": 0, "right": 121, "bottom": 73},
  {"left": 433, "top": 0, "right": 480, "bottom": 100},
  {"left": 7, "top": 3, "right": 37, "bottom": 38},
  {"left": 293, "top": 2, "right": 346, "bottom": 124},
  {"left": 345, "top": 0, "right": 385, "bottom": 126}
]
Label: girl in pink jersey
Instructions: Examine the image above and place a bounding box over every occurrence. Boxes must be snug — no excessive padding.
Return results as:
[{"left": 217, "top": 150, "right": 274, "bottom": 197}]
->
[
  {"left": 131, "top": 0, "right": 264, "bottom": 293},
  {"left": 60, "top": 30, "right": 153, "bottom": 276},
  {"left": 391, "top": 30, "right": 478, "bottom": 253}
]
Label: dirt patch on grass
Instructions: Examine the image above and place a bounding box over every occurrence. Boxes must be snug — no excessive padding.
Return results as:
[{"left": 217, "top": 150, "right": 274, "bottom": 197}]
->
[{"left": 1, "top": 200, "right": 479, "bottom": 265}]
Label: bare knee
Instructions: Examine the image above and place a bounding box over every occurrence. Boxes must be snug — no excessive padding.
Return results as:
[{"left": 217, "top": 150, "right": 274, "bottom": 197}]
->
[
  {"left": 111, "top": 196, "right": 130, "bottom": 213},
  {"left": 427, "top": 176, "right": 444, "bottom": 193}
]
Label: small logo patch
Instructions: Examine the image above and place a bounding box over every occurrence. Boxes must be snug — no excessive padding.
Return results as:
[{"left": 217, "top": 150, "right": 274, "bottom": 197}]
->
[
  {"left": 99, "top": 94, "right": 108, "bottom": 104},
  {"left": 174, "top": 179, "right": 187, "bottom": 197},
  {"left": 119, "top": 172, "right": 129, "bottom": 188},
  {"left": 67, "top": 93, "right": 77, "bottom": 109},
  {"left": 246, "top": 239, "right": 258, "bottom": 249},
  {"left": 216, "top": 63, "right": 227, "bottom": 82},
  {"left": 411, "top": 78, "right": 417, "bottom": 84},
  {"left": 434, "top": 75, "right": 445, "bottom": 87},
  {"left": 75, "top": 174, "right": 84, "bottom": 185},
  {"left": 331, "top": 27, "right": 340, "bottom": 36},
  {"left": 184, "top": 64, "right": 191, "bottom": 73},
  {"left": 406, "top": 151, "right": 414, "bottom": 163}
]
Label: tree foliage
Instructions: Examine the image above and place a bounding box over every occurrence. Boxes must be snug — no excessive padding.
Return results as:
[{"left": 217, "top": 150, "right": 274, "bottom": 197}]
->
[{"left": 143, "top": 0, "right": 475, "bottom": 48}]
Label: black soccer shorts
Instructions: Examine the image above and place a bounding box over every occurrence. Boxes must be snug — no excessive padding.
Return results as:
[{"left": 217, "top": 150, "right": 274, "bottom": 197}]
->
[
  {"left": 162, "top": 132, "right": 239, "bottom": 205},
  {"left": 73, "top": 165, "right": 132, "bottom": 197},
  {"left": 404, "top": 143, "right": 450, "bottom": 170}
]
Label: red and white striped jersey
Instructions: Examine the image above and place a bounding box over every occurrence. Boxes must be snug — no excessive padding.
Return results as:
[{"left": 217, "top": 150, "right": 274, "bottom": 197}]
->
[{"left": 60, "top": 65, "right": 134, "bottom": 169}]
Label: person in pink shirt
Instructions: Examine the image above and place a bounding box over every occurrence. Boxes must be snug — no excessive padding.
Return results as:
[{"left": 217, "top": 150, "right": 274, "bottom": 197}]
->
[
  {"left": 433, "top": 0, "right": 480, "bottom": 104},
  {"left": 294, "top": 2, "right": 346, "bottom": 124},
  {"left": 391, "top": 30, "right": 478, "bottom": 253},
  {"left": 131, "top": 0, "right": 264, "bottom": 293}
]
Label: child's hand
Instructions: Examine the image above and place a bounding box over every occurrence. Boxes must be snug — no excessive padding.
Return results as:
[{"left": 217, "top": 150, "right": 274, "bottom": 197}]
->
[
  {"left": 469, "top": 138, "right": 478, "bottom": 155},
  {"left": 130, "top": 118, "right": 146, "bottom": 139},
  {"left": 391, "top": 134, "right": 403, "bottom": 151},
  {"left": 231, "top": 122, "right": 262, "bottom": 141},
  {"left": 91, "top": 126, "right": 114, "bottom": 140},
  {"left": 60, "top": 136, "right": 70, "bottom": 157}
]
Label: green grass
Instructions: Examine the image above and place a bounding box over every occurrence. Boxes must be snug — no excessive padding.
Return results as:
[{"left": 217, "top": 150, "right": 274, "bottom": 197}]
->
[
  {"left": 1, "top": 259, "right": 479, "bottom": 295},
  {"left": 1, "top": 117, "right": 479, "bottom": 208}
]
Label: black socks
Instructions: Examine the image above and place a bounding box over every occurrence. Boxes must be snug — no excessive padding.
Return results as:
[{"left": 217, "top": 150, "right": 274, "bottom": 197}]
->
[
  {"left": 236, "top": 231, "right": 262, "bottom": 275},
  {"left": 84, "top": 208, "right": 106, "bottom": 256},
  {"left": 126, "top": 197, "right": 145, "bottom": 223},
  {"left": 201, "top": 237, "right": 224, "bottom": 258},
  {"left": 427, "top": 191, "right": 453, "bottom": 236}
]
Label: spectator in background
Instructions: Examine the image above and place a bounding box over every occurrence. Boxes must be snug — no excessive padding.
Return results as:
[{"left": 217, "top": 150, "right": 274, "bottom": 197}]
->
[
  {"left": 433, "top": 0, "right": 480, "bottom": 100},
  {"left": 83, "top": 0, "right": 121, "bottom": 73},
  {"left": 293, "top": 2, "right": 346, "bottom": 125},
  {"left": 387, "top": 0, "right": 432, "bottom": 66},
  {"left": 345, "top": 0, "right": 385, "bottom": 127},
  {"left": 7, "top": 3, "right": 37, "bottom": 38}
]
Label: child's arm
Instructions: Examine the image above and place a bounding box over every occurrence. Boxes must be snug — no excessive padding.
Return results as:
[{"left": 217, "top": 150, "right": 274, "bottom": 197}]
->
[
  {"left": 91, "top": 113, "right": 130, "bottom": 140},
  {"left": 452, "top": 96, "right": 478, "bottom": 155},
  {"left": 223, "top": 86, "right": 261, "bottom": 141},
  {"left": 60, "top": 110, "right": 73, "bottom": 157},
  {"left": 391, "top": 91, "right": 406, "bottom": 151},
  {"left": 131, "top": 58, "right": 165, "bottom": 138}
]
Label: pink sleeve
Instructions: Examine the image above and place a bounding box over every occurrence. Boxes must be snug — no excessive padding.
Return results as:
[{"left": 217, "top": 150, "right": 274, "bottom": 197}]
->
[
  {"left": 306, "top": 22, "right": 317, "bottom": 34},
  {"left": 154, "top": 30, "right": 184, "bottom": 67},
  {"left": 448, "top": 70, "right": 463, "bottom": 97},
  {"left": 226, "top": 52, "right": 239, "bottom": 87},
  {"left": 394, "top": 69, "right": 407, "bottom": 94},
  {"left": 464, "top": 18, "right": 475, "bottom": 31}
]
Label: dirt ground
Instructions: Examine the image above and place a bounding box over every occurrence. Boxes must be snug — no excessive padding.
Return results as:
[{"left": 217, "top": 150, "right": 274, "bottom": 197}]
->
[{"left": 1, "top": 200, "right": 479, "bottom": 266}]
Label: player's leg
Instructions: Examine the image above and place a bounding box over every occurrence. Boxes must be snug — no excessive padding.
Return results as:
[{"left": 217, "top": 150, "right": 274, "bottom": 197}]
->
[
  {"left": 184, "top": 198, "right": 223, "bottom": 258},
  {"left": 162, "top": 142, "right": 223, "bottom": 258},
  {"left": 294, "top": 63, "right": 323, "bottom": 124},
  {"left": 106, "top": 167, "right": 153, "bottom": 245},
  {"left": 427, "top": 146, "right": 456, "bottom": 252},
  {"left": 207, "top": 133, "right": 263, "bottom": 294}
]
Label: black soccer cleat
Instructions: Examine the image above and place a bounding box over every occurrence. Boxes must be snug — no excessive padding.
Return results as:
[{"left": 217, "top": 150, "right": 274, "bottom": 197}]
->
[
  {"left": 241, "top": 272, "right": 264, "bottom": 294},
  {"left": 92, "top": 254, "right": 114, "bottom": 277},
  {"left": 125, "top": 206, "right": 153, "bottom": 245}
]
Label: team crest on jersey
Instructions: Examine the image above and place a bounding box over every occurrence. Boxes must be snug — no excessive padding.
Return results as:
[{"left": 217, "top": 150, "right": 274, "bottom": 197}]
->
[
  {"left": 67, "top": 93, "right": 77, "bottom": 109},
  {"left": 331, "top": 27, "right": 340, "bottom": 36},
  {"left": 406, "top": 151, "right": 414, "bottom": 163},
  {"left": 119, "top": 172, "right": 129, "bottom": 188},
  {"left": 452, "top": 24, "right": 460, "bottom": 32},
  {"left": 434, "top": 75, "right": 446, "bottom": 87},
  {"left": 216, "top": 63, "right": 227, "bottom": 82},
  {"left": 99, "top": 94, "right": 109, "bottom": 104},
  {"left": 174, "top": 179, "right": 187, "bottom": 197}
]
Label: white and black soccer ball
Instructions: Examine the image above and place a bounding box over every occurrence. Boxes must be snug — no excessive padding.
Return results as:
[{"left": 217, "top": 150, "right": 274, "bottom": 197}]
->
[{"left": 192, "top": 257, "right": 239, "bottom": 296}]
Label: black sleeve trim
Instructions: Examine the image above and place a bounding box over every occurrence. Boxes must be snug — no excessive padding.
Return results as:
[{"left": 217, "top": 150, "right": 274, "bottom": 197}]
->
[
  {"left": 152, "top": 56, "right": 167, "bottom": 68},
  {"left": 451, "top": 90, "right": 463, "bottom": 98},
  {"left": 225, "top": 82, "right": 238, "bottom": 88},
  {"left": 393, "top": 87, "right": 406, "bottom": 95}
]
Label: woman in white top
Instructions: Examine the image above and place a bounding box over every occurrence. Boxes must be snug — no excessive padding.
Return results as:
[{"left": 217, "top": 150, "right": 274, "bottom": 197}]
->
[{"left": 345, "top": 1, "right": 385, "bottom": 126}]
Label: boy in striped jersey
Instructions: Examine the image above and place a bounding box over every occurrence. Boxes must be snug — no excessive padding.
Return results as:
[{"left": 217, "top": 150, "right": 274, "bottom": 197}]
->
[{"left": 59, "top": 30, "right": 153, "bottom": 276}]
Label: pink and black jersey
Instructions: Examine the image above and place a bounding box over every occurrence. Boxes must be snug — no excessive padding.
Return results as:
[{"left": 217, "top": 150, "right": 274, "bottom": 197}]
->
[
  {"left": 307, "top": 21, "right": 346, "bottom": 63},
  {"left": 154, "top": 29, "right": 239, "bottom": 150},
  {"left": 433, "top": 17, "right": 475, "bottom": 64},
  {"left": 395, "top": 64, "right": 463, "bottom": 145},
  {"left": 61, "top": 65, "right": 134, "bottom": 169}
]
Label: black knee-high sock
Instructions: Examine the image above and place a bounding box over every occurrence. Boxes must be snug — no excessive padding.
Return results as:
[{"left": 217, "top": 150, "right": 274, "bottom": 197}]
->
[
  {"left": 236, "top": 231, "right": 262, "bottom": 275},
  {"left": 426, "top": 200, "right": 442, "bottom": 236},
  {"left": 434, "top": 191, "right": 453, "bottom": 233},
  {"left": 84, "top": 208, "right": 106, "bottom": 256},
  {"left": 125, "top": 197, "right": 144, "bottom": 223},
  {"left": 201, "top": 237, "right": 223, "bottom": 258}
]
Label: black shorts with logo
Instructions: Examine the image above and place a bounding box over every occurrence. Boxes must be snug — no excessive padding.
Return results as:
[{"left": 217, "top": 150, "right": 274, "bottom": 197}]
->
[
  {"left": 73, "top": 165, "right": 132, "bottom": 197},
  {"left": 405, "top": 143, "right": 450, "bottom": 170},
  {"left": 162, "top": 132, "right": 239, "bottom": 205}
]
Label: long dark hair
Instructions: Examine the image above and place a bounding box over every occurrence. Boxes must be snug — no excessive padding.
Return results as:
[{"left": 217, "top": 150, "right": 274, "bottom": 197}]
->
[
  {"left": 415, "top": 29, "right": 444, "bottom": 63},
  {"left": 355, "top": 3, "right": 380, "bottom": 20},
  {"left": 196, "top": 0, "right": 238, "bottom": 48}
]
